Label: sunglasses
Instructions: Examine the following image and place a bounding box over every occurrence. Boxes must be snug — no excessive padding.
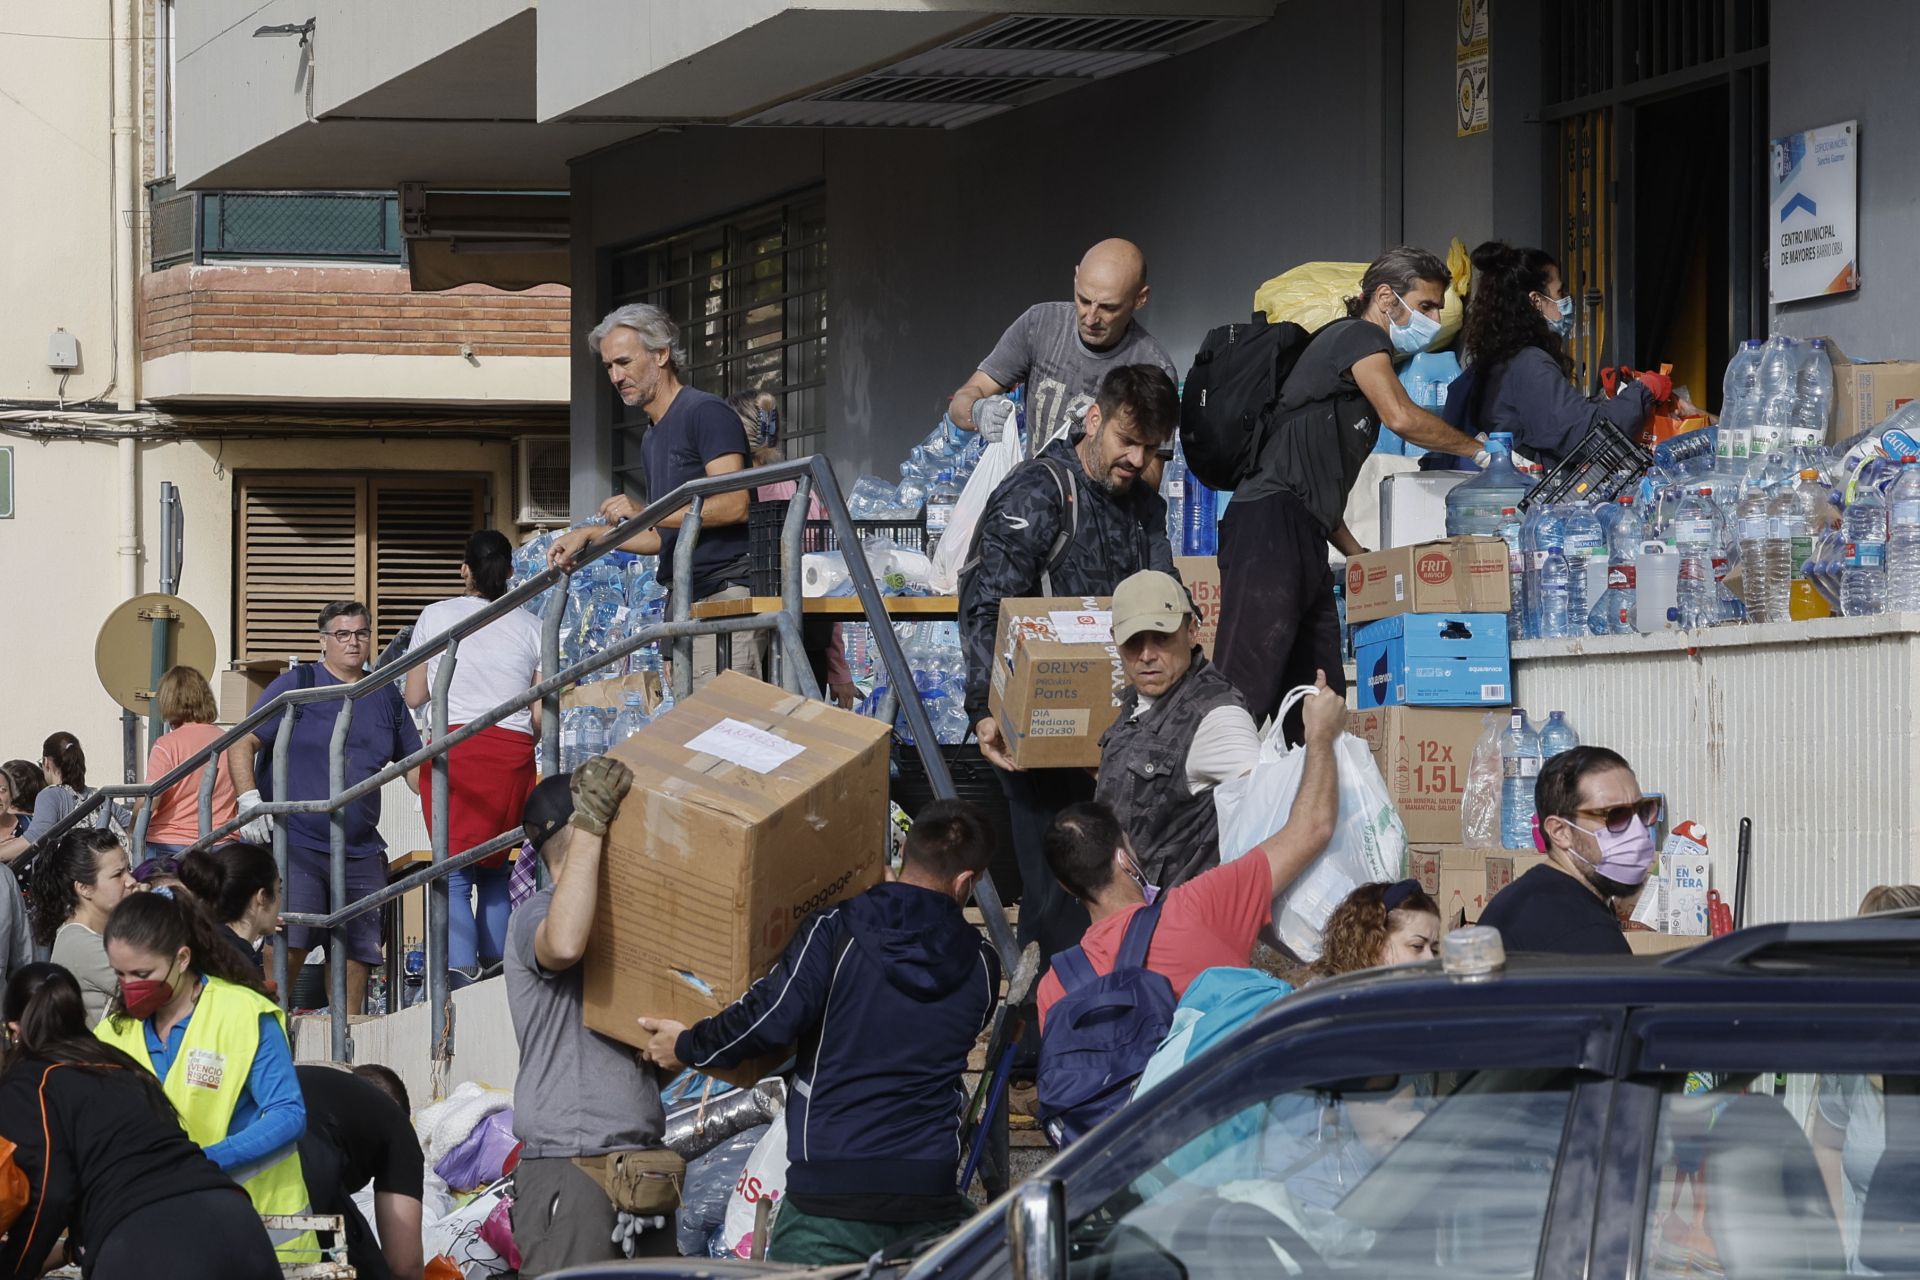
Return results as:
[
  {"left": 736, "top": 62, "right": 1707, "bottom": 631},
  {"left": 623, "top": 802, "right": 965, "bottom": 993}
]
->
[{"left": 1568, "top": 797, "right": 1663, "bottom": 834}]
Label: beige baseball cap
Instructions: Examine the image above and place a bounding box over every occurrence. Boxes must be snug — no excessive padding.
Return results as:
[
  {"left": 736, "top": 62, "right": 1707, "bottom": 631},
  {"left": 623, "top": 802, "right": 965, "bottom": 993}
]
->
[{"left": 1110, "top": 570, "right": 1193, "bottom": 646}]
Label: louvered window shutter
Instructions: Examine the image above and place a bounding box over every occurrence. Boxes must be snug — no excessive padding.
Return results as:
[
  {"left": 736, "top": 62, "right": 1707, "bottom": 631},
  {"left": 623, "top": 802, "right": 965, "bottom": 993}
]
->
[
  {"left": 235, "top": 477, "right": 368, "bottom": 661},
  {"left": 369, "top": 478, "right": 487, "bottom": 654}
]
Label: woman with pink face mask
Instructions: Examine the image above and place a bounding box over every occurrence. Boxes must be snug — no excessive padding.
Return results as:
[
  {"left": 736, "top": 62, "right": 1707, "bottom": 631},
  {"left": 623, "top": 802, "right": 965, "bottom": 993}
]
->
[
  {"left": 1478, "top": 746, "right": 1661, "bottom": 955},
  {"left": 92, "top": 893, "right": 321, "bottom": 1266}
]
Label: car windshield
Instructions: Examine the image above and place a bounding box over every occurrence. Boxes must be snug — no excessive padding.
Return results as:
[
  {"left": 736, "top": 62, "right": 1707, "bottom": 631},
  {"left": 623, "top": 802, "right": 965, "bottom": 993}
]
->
[{"left": 1064, "top": 1067, "right": 1577, "bottom": 1280}]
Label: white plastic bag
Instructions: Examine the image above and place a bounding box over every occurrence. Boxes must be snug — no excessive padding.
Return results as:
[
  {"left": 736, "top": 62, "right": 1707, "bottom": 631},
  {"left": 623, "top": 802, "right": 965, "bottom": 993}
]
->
[
  {"left": 1214, "top": 686, "right": 1407, "bottom": 962},
  {"left": 928, "top": 425, "right": 1024, "bottom": 593},
  {"left": 1459, "top": 711, "right": 1504, "bottom": 848},
  {"left": 719, "top": 1118, "right": 789, "bottom": 1258}
]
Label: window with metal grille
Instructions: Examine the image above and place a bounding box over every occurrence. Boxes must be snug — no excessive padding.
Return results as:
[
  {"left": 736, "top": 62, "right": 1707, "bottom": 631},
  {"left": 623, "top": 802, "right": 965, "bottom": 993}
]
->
[
  {"left": 234, "top": 473, "right": 487, "bottom": 660},
  {"left": 605, "top": 192, "right": 827, "bottom": 496}
]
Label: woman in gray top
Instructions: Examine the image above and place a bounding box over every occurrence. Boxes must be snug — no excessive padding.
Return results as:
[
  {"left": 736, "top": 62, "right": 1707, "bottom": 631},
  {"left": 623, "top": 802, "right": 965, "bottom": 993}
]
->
[
  {"left": 29, "top": 829, "right": 136, "bottom": 1025},
  {"left": 0, "top": 732, "right": 90, "bottom": 865}
]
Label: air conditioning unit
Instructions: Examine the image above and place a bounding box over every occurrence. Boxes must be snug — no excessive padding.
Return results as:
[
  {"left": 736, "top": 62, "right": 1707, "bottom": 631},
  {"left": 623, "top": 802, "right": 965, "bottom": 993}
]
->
[{"left": 515, "top": 437, "right": 571, "bottom": 526}]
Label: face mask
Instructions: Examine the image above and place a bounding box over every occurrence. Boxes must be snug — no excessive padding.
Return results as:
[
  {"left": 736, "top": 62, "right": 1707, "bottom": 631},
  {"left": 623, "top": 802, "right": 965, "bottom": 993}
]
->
[
  {"left": 1543, "top": 293, "right": 1574, "bottom": 337},
  {"left": 121, "top": 961, "right": 180, "bottom": 1020},
  {"left": 1121, "top": 855, "right": 1160, "bottom": 906},
  {"left": 1558, "top": 815, "right": 1658, "bottom": 894},
  {"left": 1389, "top": 291, "right": 1441, "bottom": 356}
]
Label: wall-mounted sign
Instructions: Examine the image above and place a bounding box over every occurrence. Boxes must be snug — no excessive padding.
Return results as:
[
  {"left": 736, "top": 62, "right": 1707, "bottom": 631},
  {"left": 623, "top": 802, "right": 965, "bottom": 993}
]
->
[
  {"left": 1770, "top": 120, "right": 1858, "bottom": 303},
  {"left": 1455, "top": 0, "right": 1489, "bottom": 138}
]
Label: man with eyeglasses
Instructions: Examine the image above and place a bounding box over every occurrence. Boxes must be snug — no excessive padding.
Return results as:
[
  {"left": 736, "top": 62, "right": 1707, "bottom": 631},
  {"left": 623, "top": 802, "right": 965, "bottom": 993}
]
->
[
  {"left": 229, "top": 601, "right": 422, "bottom": 1013},
  {"left": 1477, "top": 745, "right": 1662, "bottom": 956}
]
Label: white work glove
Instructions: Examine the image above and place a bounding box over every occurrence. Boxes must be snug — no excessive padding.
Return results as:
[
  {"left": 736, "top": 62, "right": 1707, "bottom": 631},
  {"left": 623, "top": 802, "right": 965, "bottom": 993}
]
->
[
  {"left": 611, "top": 1212, "right": 667, "bottom": 1258},
  {"left": 236, "top": 789, "right": 276, "bottom": 846},
  {"left": 972, "top": 394, "right": 1015, "bottom": 443},
  {"left": 1472, "top": 434, "right": 1493, "bottom": 470}
]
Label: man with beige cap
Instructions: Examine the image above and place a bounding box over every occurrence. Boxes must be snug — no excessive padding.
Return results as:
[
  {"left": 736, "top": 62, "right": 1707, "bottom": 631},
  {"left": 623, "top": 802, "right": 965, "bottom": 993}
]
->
[{"left": 1095, "top": 570, "right": 1260, "bottom": 890}]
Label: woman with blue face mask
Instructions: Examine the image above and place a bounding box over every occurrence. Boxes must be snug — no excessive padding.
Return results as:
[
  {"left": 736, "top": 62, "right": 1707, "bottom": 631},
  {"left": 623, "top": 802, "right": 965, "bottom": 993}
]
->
[
  {"left": 1215, "top": 246, "right": 1487, "bottom": 738},
  {"left": 1452, "top": 242, "right": 1699, "bottom": 470}
]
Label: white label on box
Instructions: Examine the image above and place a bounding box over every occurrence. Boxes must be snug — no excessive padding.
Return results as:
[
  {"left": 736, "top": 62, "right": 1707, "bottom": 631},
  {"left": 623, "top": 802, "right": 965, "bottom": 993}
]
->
[
  {"left": 684, "top": 718, "right": 805, "bottom": 775},
  {"left": 1028, "top": 709, "right": 1091, "bottom": 738},
  {"left": 1393, "top": 573, "right": 1406, "bottom": 602},
  {"left": 1047, "top": 610, "right": 1113, "bottom": 644}
]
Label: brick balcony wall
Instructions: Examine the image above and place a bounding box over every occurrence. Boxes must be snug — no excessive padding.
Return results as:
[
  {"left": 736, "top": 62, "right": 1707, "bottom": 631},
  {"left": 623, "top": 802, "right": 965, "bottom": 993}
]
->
[{"left": 141, "top": 264, "right": 572, "bottom": 360}]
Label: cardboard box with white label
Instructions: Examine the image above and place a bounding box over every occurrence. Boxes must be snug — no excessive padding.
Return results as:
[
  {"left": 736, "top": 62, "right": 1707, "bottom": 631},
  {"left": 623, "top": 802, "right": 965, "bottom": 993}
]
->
[
  {"left": 1344, "top": 537, "right": 1511, "bottom": 624},
  {"left": 987, "top": 596, "right": 1127, "bottom": 769},
  {"left": 582, "top": 671, "right": 889, "bottom": 1059}
]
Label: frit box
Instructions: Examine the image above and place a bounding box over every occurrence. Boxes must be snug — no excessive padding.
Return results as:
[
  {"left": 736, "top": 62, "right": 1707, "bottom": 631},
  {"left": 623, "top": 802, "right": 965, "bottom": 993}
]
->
[
  {"left": 988, "top": 596, "right": 1127, "bottom": 769},
  {"left": 1344, "top": 537, "right": 1511, "bottom": 624},
  {"left": 1173, "top": 556, "right": 1221, "bottom": 659},
  {"left": 582, "top": 671, "right": 889, "bottom": 1070},
  {"left": 1348, "top": 707, "right": 1490, "bottom": 844}
]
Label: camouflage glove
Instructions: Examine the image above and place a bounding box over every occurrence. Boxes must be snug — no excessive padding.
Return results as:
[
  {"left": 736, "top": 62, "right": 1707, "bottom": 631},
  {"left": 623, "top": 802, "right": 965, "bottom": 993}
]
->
[{"left": 570, "top": 755, "right": 634, "bottom": 836}]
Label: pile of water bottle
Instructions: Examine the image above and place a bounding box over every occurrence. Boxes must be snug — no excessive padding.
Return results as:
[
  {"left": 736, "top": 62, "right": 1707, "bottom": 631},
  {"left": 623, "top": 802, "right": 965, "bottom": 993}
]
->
[
  {"left": 507, "top": 531, "right": 676, "bottom": 773},
  {"left": 855, "top": 622, "right": 973, "bottom": 746},
  {"left": 1441, "top": 332, "right": 1920, "bottom": 633},
  {"left": 1160, "top": 433, "right": 1223, "bottom": 556},
  {"left": 1498, "top": 708, "right": 1580, "bottom": 850},
  {"left": 845, "top": 418, "right": 991, "bottom": 554}
]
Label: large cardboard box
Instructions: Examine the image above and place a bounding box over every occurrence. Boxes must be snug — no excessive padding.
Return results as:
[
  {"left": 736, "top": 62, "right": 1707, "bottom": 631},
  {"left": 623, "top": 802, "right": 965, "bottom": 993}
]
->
[
  {"left": 582, "top": 671, "right": 890, "bottom": 1057},
  {"left": 987, "top": 597, "right": 1127, "bottom": 769},
  {"left": 1627, "top": 931, "right": 1701, "bottom": 956},
  {"left": 1348, "top": 707, "right": 1490, "bottom": 844},
  {"left": 1408, "top": 845, "right": 1548, "bottom": 928},
  {"left": 1353, "top": 613, "right": 1511, "bottom": 708},
  {"left": 1344, "top": 538, "right": 1511, "bottom": 624},
  {"left": 1825, "top": 338, "right": 1920, "bottom": 443},
  {"left": 1174, "top": 557, "right": 1222, "bottom": 659},
  {"left": 220, "top": 658, "right": 289, "bottom": 724}
]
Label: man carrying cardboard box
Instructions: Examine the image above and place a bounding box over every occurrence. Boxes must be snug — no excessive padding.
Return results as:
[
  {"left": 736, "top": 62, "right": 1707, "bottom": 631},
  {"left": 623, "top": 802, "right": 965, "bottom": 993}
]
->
[
  {"left": 1478, "top": 746, "right": 1660, "bottom": 956},
  {"left": 959, "top": 364, "right": 1180, "bottom": 966},
  {"left": 638, "top": 799, "right": 1000, "bottom": 1266},
  {"left": 504, "top": 761, "right": 674, "bottom": 1274},
  {"left": 1094, "top": 569, "right": 1259, "bottom": 890}
]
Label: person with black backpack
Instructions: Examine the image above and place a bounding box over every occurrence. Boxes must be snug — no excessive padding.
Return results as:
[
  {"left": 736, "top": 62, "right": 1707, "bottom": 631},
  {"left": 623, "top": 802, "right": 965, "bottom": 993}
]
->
[
  {"left": 958, "top": 364, "right": 1180, "bottom": 970},
  {"left": 1201, "top": 248, "right": 1488, "bottom": 737},
  {"left": 1032, "top": 672, "right": 1345, "bottom": 1146}
]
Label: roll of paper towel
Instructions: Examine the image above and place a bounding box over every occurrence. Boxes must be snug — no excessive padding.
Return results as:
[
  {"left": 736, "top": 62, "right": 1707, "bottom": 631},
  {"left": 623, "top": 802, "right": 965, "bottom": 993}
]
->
[{"left": 802, "top": 551, "right": 849, "bottom": 597}]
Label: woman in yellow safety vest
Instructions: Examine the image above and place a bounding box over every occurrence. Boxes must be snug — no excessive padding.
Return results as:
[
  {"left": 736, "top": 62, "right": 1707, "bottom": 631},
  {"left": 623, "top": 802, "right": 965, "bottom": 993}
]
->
[{"left": 93, "top": 892, "right": 320, "bottom": 1266}]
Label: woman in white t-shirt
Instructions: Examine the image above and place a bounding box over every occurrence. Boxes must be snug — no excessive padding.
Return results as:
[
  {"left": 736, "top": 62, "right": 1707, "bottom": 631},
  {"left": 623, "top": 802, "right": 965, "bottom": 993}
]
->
[{"left": 405, "top": 530, "right": 543, "bottom": 978}]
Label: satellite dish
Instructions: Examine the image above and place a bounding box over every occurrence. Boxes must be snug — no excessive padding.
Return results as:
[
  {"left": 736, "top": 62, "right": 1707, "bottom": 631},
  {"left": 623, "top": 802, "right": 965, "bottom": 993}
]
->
[{"left": 94, "top": 593, "right": 217, "bottom": 716}]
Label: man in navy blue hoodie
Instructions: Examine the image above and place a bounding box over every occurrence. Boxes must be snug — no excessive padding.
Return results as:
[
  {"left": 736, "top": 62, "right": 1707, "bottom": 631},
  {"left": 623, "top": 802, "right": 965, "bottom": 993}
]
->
[{"left": 639, "top": 799, "right": 1002, "bottom": 1264}]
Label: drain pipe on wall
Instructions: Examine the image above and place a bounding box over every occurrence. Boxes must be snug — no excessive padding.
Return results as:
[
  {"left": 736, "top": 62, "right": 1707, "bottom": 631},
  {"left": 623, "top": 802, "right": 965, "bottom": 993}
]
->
[{"left": 111, "top": 0, "right": 141, "bottom": 596}]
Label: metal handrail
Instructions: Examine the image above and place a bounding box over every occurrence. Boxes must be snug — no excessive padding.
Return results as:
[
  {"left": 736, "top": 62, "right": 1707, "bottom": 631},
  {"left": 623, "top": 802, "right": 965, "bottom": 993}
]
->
[{"left": 26, "top": 455, "right": 1014, "bottom": 1073}]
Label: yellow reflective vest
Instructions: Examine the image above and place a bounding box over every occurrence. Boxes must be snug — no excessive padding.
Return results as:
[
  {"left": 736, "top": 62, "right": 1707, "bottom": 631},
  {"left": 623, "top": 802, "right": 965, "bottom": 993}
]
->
[{"left": 96, "top": 976, "right": 320, "bottom": 1264}]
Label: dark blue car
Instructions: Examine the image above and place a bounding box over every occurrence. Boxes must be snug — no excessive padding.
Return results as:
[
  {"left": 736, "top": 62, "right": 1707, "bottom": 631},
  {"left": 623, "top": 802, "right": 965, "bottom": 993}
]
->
[{"left": 559, "top": 917, "right": 1920, "bottom": 1280}]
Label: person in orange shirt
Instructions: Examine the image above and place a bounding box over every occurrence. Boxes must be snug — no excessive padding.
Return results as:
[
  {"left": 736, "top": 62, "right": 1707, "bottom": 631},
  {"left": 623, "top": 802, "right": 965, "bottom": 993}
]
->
[{"left": 135, "top": 667, "right": 237, "bottom": 863}]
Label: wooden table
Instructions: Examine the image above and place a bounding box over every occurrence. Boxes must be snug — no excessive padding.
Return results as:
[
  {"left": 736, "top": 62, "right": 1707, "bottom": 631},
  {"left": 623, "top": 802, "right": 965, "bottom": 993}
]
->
[{"left": 689, "top": 594, "right": 959, "bottom": 619}]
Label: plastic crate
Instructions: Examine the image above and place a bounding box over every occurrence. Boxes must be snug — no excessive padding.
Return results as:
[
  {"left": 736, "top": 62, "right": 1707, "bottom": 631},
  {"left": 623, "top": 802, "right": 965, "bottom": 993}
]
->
[
  {"left": 1521, "top": 419, "right": 1654, "bottom": 511},
  {"left": 889, "top": 739, "right": 1023, "bottom": 902},
  {"left": 747, "top": 497, "right": 928, "bottom": 595}
]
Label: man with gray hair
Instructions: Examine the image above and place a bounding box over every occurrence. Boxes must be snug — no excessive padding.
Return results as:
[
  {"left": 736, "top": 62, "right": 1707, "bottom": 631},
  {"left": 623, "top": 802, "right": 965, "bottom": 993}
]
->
[{"left": 550, "top": 304, "right": 758, "bottom": 684}]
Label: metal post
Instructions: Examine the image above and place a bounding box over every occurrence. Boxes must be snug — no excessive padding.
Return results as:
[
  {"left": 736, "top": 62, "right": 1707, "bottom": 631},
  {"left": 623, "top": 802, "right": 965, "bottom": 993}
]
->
[
  {"left": 270, "top": 710, "right": 293, "bottom": 1008},
  {"left": 772, "top": 613, "right": 824, "bottom": 704},
  {"left": 121, "top": 709, "right": 138, "bottom": 787},
  {"left": 130, "top": 802, "right": 152, "bottom": 866},
  {"left": 776, "top": 478, "right": 811, "bottom": 695},
  {"left": 428, "top": 637, "right": 456, "bottom": 1066},
  {"left": 670, "top": 496, "right": 703, "bottom": 702},
  {"left": 147, "top": 606, "right": 175, "bottom": 747},
  {"left": 326, "top": 695, "right": 354, "bottom": 1062},
  {"left": 541, "top": 574, "right": 567, "bottom": 783},
  {"left": 196, "top": 753, "right": 218, "bottom": 844}
]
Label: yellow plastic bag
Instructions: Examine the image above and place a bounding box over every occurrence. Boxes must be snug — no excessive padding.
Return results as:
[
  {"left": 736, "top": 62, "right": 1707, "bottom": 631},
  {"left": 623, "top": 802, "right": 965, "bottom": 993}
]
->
[{"left": 1253, "top": 260, "right": 1465, "bottom": 352}]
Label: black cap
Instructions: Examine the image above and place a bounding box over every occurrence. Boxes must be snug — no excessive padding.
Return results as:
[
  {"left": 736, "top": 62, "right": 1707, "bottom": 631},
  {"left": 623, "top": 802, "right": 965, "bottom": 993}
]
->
[{"left": 522, "top": 773, "right": 574, "bottom": 852}]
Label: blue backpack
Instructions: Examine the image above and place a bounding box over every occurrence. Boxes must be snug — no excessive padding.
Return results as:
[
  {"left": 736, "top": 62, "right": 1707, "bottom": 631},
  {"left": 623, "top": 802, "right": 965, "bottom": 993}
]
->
[{"left": 1036, "top": 902, "right": 1177, "bottom": 1148}]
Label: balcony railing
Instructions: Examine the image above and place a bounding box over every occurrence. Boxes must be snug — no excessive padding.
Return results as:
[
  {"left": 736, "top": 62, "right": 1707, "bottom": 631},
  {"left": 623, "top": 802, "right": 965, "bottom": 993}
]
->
[{"left": 149, "top": 181, "right": 404, "bottom": 269}]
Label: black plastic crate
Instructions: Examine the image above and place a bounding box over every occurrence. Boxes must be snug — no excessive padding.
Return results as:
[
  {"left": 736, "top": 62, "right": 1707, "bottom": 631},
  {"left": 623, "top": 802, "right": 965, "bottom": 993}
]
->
[
  {"left": 1520, "top": 419, "right": 1653, "bottom": 511},
  {"left": 748, "top": 497, "right": 928, "bottom": 595},
  {"left": 890, "top": 739, "right": 1023, "bottom": 903}
]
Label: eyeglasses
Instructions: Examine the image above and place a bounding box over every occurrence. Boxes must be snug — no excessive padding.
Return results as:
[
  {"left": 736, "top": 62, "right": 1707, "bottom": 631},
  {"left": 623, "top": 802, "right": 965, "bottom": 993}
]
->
[
  {"left": 1570, "top": 797, "right": 1663, "bottom": 834},
  {"left": 321, "top": 628, "right": 372, "bottom": 643}
]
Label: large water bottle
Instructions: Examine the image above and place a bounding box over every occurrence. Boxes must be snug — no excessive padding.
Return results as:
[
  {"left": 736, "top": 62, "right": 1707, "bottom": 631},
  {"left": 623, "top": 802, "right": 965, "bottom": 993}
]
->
[
  {"left": 1183, "top": 469, "right": 1218, "bottom": 555},
  {"left": 1886, "top": 457, "right": 1920, "bottom": 613},
  {"left": 1537, "top": 546, "right": 1573, "bottom": 638},
  {"left": 1590, "top": 498, "right": 1641, "bottom": 633},
  {"left": 1719, "top": 337, "right": 1764, "bottom": 427},
  {"left": 1792, "top": 337, "right": 1835, "bottom": 454},
  {"left": 1499, "top": 506, "right": 1527, "bottom": 639},
  {"left": 559, "top": 706, "right": 584, "bottom": 773},
  {"left": 925, "top": 468, "right": 960, "bottom": 555},
  {"left": 1445, "top": 432, "right": 1533, "bottom": 536},
  {"left": 1735, "top": 482, "right": 1776, "bottom": 624},
  {"left": 1520, "top": 505, "right": 1566, "bottom": 638},
  {"left": 1780, "top": 468, "right": 1832, "bottom": 621},
  {"left": 1539, "top": 710, "right": 1580, "bottom": 760},
  {"left": 1163, "top": 436, "right": 1188, "bottom": 545},
  {"left": 1757, "top": 335, "right": 1802, "bottom": 429},
  {"left": 1560, "top": 502, "right": 1605, "bottom": 630},
  {"left": 1842, "top": 481, "right": 1890, "bottom": 617},
  {"left": 610, "top": 690, "right": 651, "bottom": 747},
  {"left": 578, "top": 706, "right": 611, "bottom": 762},
  {"left": 1675, "top": 488, "right": 1719, "bottom": 628},
  {"left": 1499, "top": 710, "right": 1542, "bottom": 850}
]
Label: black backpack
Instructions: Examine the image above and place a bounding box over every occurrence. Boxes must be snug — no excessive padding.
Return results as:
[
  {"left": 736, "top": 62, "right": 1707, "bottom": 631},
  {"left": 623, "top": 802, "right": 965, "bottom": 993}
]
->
[{"left": 1179, "top": 314, "right": 1315, "bottom": 491}]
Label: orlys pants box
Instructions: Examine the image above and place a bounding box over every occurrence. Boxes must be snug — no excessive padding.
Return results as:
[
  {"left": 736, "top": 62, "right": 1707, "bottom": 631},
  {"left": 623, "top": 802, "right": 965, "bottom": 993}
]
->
[
  {"left": 987, "top": 597, "right": 1127, "bottom": 769},
  {"left": 1348, "top": 706, "right": 1492, "bottom": 844},
  {"left": 1353, "top": 612, "right": 1512, "bottom": 708}
]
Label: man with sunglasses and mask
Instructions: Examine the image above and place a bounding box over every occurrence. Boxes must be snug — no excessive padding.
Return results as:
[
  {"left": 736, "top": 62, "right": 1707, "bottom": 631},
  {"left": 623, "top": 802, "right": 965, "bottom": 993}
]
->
[{"left": 1478, "top": 746, "right": 1661, "bottom": 955}]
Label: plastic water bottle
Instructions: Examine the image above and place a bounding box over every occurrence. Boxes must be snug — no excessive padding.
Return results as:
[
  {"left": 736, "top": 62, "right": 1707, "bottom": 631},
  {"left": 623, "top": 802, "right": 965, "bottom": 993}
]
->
[
  {"left": 610, "top": 691, "right": 651, "bottom": 747},
  {"left": 1163, "top": 437, "right": 1188, "bottom": 545},
  {"left": 1735, "top": 482, "right": 1776, "bottom": 624},
  {"left": 1560, "top": 502, "right": 1605, "bottom": 631},
  {"left": 1537, "top": 546, "right": 1572, "bottom": 638},
  {"left": 1520, "top": 505, "right": 1566, "bottom": 638},
  {"left": 1675, "top": 488, "right": 1719, "bottom": 628},
  {"left": 1539, "top": 710, "right": 1580, "bottom": 760},
  {"left": 1842, "top": 481, "right": 1890, "bottom": 617},
  {"left": 1886, "top": 457, "right": 1920, "bottom": 613},
  {"left": 1445, "top": 433, "right": 1533, "bottom": 536},
  {"left": 1792, "top": 337, "right": 1835, "bottom": 454},
  {"left": 1779, "top": 469, "right": 1831, "bottom": 621},
  {"left": 1499, "top": 506, "right": 1526, "bottom": 639},
  {"left": 1758, "top": 335, "right": 1802, "bottom": 429},
  {"left": 1590, "top": 498, "right": 1641, "bottom": 633},
  {"left": 1720, "top": 337, "right": 1764, "bottom": 428},
  {"left": 925, "top": 468, "right": 960, "bottom": 555},
  {"left": 1183, "top": 469, "right": 1218, "bottom": 555},
  {"left": 1499, "top": 710, "right": 1542, "bottom": 850},
  {"left": 578, "top": 706, "right": 611, "bottom": 762}
]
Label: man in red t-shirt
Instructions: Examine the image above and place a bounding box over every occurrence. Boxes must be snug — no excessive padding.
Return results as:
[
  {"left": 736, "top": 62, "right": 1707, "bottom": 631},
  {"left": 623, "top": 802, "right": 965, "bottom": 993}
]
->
[{"left": 1035, "top": 671, "right": 1346, "bottom": 1030}]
